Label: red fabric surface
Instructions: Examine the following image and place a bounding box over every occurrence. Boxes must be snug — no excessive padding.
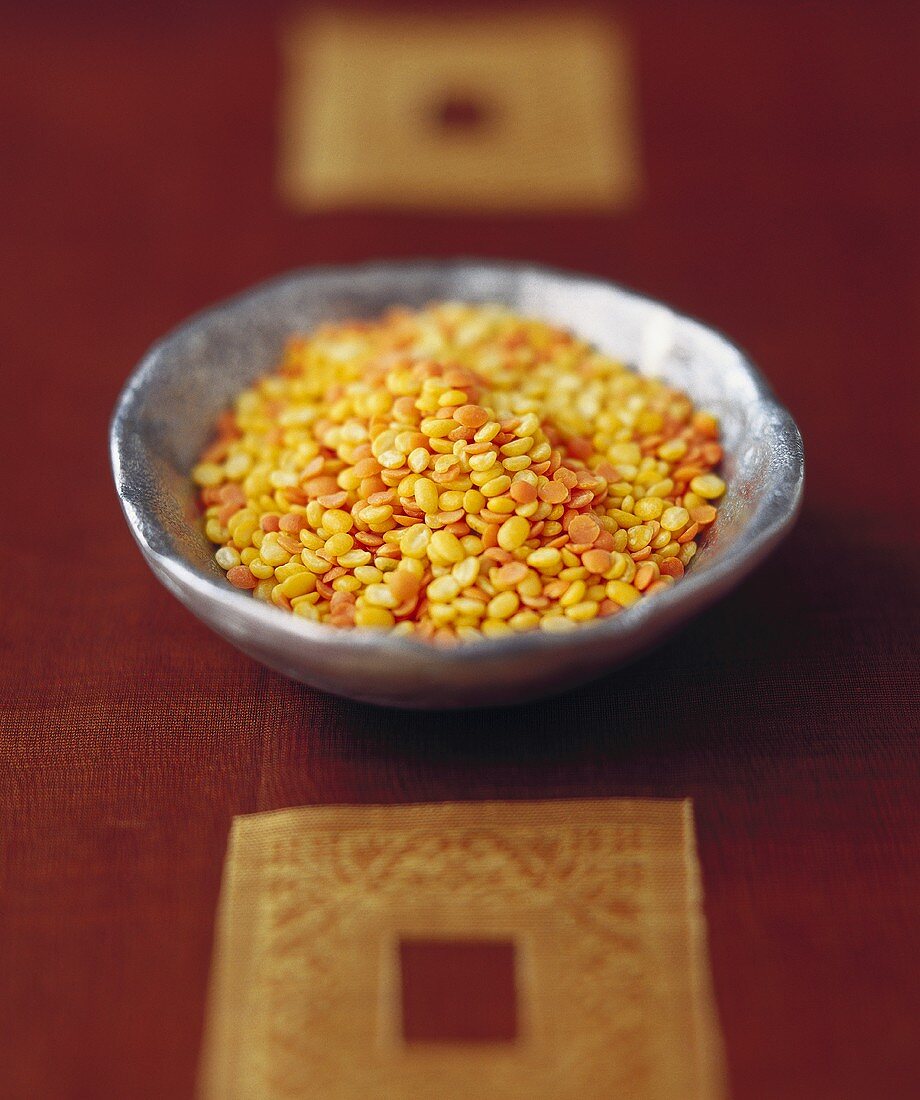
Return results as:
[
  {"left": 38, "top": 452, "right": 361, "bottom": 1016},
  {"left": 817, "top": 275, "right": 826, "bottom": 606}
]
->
[{"left": 1, "top": 2, "right": 919, "bottom": 1098}]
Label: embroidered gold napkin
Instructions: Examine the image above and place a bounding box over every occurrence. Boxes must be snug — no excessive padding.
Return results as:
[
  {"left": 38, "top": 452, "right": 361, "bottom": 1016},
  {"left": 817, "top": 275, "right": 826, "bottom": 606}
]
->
[
  {"left": 199, "top": 799, "right": 725, "bottom": 1099},
  {"left": 279, "top": 9, "right": 640, "bottom": 211}
]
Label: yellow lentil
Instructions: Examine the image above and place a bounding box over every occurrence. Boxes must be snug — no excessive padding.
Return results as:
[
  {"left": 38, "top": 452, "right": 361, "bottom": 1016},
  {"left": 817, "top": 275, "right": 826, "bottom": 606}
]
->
[
  {"left": 429, "top": 530, "right": 464, "bottom": 563},
  {"left": 565, "top": 601, "right": 599, "bottom": 622},
  {"left": 481, "top": 474, "right": 512, "bottom": 498},
  {"left": 497, "top": 515, "right": 530, "bottom": 552},
  {"left": 323, "top": 509, "right": 353, "bottom": 534},
  {"left": 324, "top": 532, "right": 354, "bottom": 558},
  {"left": 364, "top": 584, "right": 399, "bottom": 609},
  {"left": 689, "top": 473, "right": 726, "bottom": 499},
  {"left": 560, "top": 580, "right": 587, "bottom": 608},
  {"left": 355, "top": 606, "right": 395, "bottom": 628},
  {"left": 401, "top": 524, "right": 431, "bottom": 558},
  {"left": 428, "top": 575, "right": 462, "bottom": 602},
  {"left": 415, "top": 478, "right": 439, "bottom": 513},
  {"left": 661, "top": 506, "right": 690, "bottom": 532},
  {"left": 361, "top": 504, "right": 393, "bottom": 525},
  {"left": 215, "top": 546, "right": 240, "bottom": 571},
  {"left": 487, "top": 591, "right": 520, "bottom": 620},
  {"left": 527, "top": 547, "right": 562, "bottom": 572},
  {"left": 301, "top": 550, "right": 329, "bottom": 573},
  {"left": 452, "top": 556, "right": 480, "bottom": 587},
  {"left": 253, "top": 560, "right": 280, "bottom": 583},
  {"left": 278, "top": 572, "right": 317, "bottom": 599},
  {"left": 606, "top": 580, "right": 642, "bottom": 607}
]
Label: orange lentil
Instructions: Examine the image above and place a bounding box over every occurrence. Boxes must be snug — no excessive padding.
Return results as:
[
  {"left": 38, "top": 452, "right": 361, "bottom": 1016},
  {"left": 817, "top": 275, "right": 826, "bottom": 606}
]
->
[
  {"left": 218, "top": 501, "right": 243, "bottom": 525},
  {"left": 645, "top": 578, "right": 675, "bottom": 595},
  {"left": 554, "top": 468, "right": 578, "bottom": 489},
  {"left": 582, "top": 548, "right": 612, "bottom": 574},
  {"left": 216, "top": 409, "right": 239, "bottom": 438},
  {"left": 567, "top": 437, "right": 593, "bottom": 460},
  {"left": 510, "top": 481, "right": 538, "bottom": 504},
  {"left": 494, "top": 561, "right": 529, "bottom": 587},
  {"left": 305, "top": 476, "right": 339, "bottom": 497},
  {"left": 279, "top": 513, "right": 307, "bottom": 534},
  {"left": 538, "top": 481, "right": 569, "bottom": 504},
  {"left": 568, "top": 515, "right": 600, "bottom": 545},
  {"left": 455, "top": 404, "right": 489, "bottom": 428},
  {"left": 201, "top": 441, "right": 229, "bottom": 463},
  {"left": 354, "top": 457, "right": 381, "bottom": 478},
  {"left": 481, "top": 523, "right": 500, "bottom": 548},
  {"left": 693, "top": 411, "right": 719, "bottom": 438},
  {"left": 659, "top": 558, "right": 685, "bottom": 578},
  {"left": 358, "top": 476, "right": 382, "bottom": 496},
  {"left": 392, "top": 396, "right": 416, "bottom": 420},
  {"left": 690, "top": 505, "right": 718, "bottom": 526},
  {"left": 227, "top": 565, "right": 258, "bottom": 589},
  {"left": 317, "top": 491, "right": 348, "bottom": 509},
  {"left": 389, "top": 571, "right": 420, "bottom": 603}
]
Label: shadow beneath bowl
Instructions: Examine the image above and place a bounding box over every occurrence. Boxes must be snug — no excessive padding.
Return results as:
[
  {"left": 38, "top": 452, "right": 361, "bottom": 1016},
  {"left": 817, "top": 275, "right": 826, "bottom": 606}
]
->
[{"left": 255, "top": 505, "right": 913, "bottom": 808}]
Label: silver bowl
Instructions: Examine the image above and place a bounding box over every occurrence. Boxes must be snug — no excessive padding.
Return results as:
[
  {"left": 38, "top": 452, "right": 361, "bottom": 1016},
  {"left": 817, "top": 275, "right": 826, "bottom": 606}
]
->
[{"left": 110, "top": 260, "right": 803, "bottom": 708}]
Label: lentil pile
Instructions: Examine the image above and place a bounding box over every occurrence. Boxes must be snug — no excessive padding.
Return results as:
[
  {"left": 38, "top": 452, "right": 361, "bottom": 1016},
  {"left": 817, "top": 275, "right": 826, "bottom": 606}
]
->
[{"left": 193, "top": 303, "right": 726, "bottom": 642}]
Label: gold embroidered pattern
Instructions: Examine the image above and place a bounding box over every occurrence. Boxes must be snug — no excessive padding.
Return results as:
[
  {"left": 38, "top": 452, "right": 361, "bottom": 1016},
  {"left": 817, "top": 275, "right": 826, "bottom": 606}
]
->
[
  {"left": 278, "top": 10, "right": 640, "bottom": 211},
  {"left": 200, "top": 800, "right": 724, "bottom": 1099}
]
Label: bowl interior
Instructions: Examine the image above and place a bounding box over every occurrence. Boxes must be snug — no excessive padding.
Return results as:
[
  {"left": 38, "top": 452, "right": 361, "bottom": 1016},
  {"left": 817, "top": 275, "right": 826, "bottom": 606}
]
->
[{"left": 116, "top": 262, "right": 794, "bottom": 581}]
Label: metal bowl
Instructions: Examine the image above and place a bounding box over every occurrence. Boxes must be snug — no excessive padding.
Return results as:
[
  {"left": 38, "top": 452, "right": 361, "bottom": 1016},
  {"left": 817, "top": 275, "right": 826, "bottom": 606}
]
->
[{"left": 110, "top": 260, "right": 803, "bottom": 708}]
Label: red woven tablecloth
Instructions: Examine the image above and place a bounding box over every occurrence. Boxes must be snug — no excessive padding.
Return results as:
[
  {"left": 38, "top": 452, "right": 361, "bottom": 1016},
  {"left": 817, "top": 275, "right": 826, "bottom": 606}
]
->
[{"left": 1, "top": 2, "right": 918, "bottom": 1097}]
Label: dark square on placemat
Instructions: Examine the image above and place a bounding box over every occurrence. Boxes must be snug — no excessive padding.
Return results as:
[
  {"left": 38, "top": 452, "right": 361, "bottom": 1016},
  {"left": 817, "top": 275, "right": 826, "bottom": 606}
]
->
[{"left": 399, "top": 938, "right": 518, "bottom": 1043}]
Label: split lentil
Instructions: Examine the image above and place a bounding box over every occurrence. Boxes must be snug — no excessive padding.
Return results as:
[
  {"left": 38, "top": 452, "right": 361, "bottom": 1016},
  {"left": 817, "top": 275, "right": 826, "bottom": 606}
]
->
[{"left": 194, "top": 303, "right": 726, "bottom": 642}]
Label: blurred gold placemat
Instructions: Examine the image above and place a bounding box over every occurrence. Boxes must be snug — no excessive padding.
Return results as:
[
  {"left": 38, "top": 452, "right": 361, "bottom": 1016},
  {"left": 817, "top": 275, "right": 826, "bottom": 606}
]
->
[
  {"left": 279, "top": 9, "right": 640, "bottom": 211},
  {"left": 199, "top": 799, "right": 725, "bottom": 1099}
]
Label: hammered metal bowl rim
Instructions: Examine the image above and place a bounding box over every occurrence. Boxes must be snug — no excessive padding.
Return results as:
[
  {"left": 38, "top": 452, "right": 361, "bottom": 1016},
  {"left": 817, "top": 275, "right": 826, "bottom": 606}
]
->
[{"left": 110, "top": 258, "right": 804, "bottom": 667}]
